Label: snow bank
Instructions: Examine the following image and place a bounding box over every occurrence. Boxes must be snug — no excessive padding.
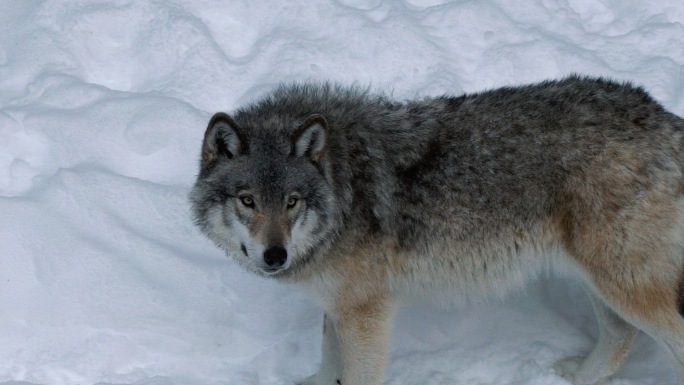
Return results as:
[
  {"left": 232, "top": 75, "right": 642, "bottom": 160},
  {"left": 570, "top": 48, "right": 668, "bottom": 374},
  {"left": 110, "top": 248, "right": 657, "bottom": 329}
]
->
[{"left": 1, "top": 0, "right": 683, "bottom": 384}]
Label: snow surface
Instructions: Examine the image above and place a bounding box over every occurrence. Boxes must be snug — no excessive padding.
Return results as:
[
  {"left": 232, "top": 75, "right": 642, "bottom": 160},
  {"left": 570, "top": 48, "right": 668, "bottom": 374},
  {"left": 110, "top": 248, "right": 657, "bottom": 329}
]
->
[{"left": 1, "top": 1, "right": 684, "bottom": 384}]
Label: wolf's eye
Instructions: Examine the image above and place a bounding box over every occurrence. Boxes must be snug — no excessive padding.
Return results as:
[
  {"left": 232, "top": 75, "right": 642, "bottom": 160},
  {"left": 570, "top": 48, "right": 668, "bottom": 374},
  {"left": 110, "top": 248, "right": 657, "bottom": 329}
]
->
[
  {"left": 239, "top": 196, "right": 254, "bottom": 208},
  {"left": 287, "top": 196, "right": 299, "bottom": 209}
]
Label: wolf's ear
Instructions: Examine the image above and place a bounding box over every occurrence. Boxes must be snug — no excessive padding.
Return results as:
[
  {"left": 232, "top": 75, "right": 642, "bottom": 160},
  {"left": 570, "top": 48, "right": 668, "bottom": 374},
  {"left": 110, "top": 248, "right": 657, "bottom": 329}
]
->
[
  {"left": 292, "top": 114, "right": 327, "bottom": 162},
  {"left": 201, "top": 112, "right": 247, "bottom": 165}
]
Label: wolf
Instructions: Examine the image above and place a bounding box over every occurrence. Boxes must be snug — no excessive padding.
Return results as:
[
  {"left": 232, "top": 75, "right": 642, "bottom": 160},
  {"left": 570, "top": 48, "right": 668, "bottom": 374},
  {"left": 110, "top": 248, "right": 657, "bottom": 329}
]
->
[{"left": 190, "top": 75, "right": 684, "bottom": 385}]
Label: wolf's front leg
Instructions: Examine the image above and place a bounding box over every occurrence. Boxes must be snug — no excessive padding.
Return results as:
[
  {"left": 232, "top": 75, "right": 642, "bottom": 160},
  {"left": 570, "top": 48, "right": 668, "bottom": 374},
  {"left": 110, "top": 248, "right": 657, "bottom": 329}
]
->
[
  {"left": 336, "top": 297, "right": 395, "bottom": 385},
  {"left": 298, "top": 313, "right": 343, "bottom": 385}
]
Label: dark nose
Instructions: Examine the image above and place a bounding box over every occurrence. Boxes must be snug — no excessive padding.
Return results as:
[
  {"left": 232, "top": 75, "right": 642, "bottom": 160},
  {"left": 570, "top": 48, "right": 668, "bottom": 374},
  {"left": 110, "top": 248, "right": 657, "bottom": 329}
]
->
[{"left": 263, "top": 246, "right": 287, "bottom": 268}]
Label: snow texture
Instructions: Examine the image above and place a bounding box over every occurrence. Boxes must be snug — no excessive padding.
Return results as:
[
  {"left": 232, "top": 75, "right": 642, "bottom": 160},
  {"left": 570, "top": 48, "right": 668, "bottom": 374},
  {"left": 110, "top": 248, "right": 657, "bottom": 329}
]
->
[{"left": 1, "top": 1, "right": 683, "bottom": 384}]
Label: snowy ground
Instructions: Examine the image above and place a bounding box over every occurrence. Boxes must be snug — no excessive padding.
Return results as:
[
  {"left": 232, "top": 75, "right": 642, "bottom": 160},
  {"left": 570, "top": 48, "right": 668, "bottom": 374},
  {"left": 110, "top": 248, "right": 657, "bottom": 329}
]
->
[{"left": 1, "top": 1, "right": 684, "bottom": 384}]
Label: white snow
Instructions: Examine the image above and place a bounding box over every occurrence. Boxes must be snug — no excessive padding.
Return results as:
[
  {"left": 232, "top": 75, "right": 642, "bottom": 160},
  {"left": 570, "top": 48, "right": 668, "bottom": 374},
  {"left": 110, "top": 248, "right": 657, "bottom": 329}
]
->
[{"left": 1, "top": 1, "right": 683, "bottom": 384}]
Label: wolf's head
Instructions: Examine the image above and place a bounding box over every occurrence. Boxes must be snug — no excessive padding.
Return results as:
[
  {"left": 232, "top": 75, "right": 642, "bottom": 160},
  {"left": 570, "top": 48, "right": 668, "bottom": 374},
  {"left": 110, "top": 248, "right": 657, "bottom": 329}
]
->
[{"left": 190, "top": 112, "right": 341, "bottom": 277}]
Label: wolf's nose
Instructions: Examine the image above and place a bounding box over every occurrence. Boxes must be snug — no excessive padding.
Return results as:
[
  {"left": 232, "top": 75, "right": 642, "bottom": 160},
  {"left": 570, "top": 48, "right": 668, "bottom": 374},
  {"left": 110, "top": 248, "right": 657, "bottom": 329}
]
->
[{"left": 263, "top": 246, "right": 287, "bottom": 268}]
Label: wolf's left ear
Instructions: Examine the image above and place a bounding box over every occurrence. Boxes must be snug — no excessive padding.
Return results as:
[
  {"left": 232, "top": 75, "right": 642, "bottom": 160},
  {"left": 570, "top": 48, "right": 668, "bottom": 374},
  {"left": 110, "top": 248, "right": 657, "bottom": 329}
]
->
[
  {"left": 292, "top": 114, "right": 327, "bottom": 162},
  {"left": 201, "top": 112, "right": 247, "bottom": 166}
]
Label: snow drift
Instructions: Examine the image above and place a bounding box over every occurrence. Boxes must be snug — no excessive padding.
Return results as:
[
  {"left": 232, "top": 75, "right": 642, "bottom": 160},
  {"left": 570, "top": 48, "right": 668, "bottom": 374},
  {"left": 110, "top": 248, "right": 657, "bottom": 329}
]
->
[{"left": 1, "top": 1, "right": 683, "bottom": 384}]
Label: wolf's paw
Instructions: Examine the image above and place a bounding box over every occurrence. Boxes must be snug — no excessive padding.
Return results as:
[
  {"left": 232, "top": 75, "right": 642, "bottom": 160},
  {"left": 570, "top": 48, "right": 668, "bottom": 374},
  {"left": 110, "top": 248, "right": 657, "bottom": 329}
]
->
[
  {"left": 554, "top": 356, "right": 582, "bottom": 381},
  {"left": 553, "top": 357, "right": 606, "bottom": 385}
]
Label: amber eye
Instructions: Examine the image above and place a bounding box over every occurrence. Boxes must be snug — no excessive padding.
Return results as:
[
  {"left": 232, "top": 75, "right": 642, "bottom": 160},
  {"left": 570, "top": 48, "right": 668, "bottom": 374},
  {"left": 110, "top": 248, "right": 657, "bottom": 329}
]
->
[
  {"left": 239, "top": 196, "right": 254, "bottom": 208},
  {"left": 287, "top": 196, "right": 299, "bottom": 209}
]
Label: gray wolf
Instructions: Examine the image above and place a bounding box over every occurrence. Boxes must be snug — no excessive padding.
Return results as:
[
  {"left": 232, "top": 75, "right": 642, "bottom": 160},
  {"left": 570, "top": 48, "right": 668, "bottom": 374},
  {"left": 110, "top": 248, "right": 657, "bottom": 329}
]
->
[{"left": 189, "top": 76, "right": 684, "bottom": 385}]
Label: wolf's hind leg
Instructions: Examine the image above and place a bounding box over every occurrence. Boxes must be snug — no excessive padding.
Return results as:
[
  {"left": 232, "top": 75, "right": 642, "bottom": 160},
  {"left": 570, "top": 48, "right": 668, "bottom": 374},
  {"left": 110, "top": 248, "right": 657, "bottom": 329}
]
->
[
  {"left": 658, "top": 318, "right": 684, "bottom": 385},
  {"left": 554, "top": 292, "right": 638, "bottom": 385},
  {"left": 623, "top": 309, "right": 684, "bottom": 385},
  {"left": 297, "top": 313, "right": 342, "bottom": 385},
  {"left": 575, "top": 252, "right": 684, "bottom": 384}
]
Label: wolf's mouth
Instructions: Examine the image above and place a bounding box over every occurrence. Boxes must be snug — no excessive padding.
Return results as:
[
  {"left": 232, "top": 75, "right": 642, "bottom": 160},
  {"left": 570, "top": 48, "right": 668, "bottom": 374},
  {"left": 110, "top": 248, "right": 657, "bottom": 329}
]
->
[{"left": 260, "top": 267, "right": 284, "bottom": 275}]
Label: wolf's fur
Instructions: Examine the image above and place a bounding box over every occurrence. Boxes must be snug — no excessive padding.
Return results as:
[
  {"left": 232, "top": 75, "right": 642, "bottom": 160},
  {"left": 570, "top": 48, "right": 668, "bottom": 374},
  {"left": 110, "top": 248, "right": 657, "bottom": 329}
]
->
[{"left": 190, "top": 76, "right": 684, "bottom": 385}]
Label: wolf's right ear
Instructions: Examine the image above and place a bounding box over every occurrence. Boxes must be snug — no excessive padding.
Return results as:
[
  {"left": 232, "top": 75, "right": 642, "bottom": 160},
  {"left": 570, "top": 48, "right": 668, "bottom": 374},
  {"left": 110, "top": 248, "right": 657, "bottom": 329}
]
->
[{"left": 201, "top": 112, "right": 247, "bottom": 166}]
